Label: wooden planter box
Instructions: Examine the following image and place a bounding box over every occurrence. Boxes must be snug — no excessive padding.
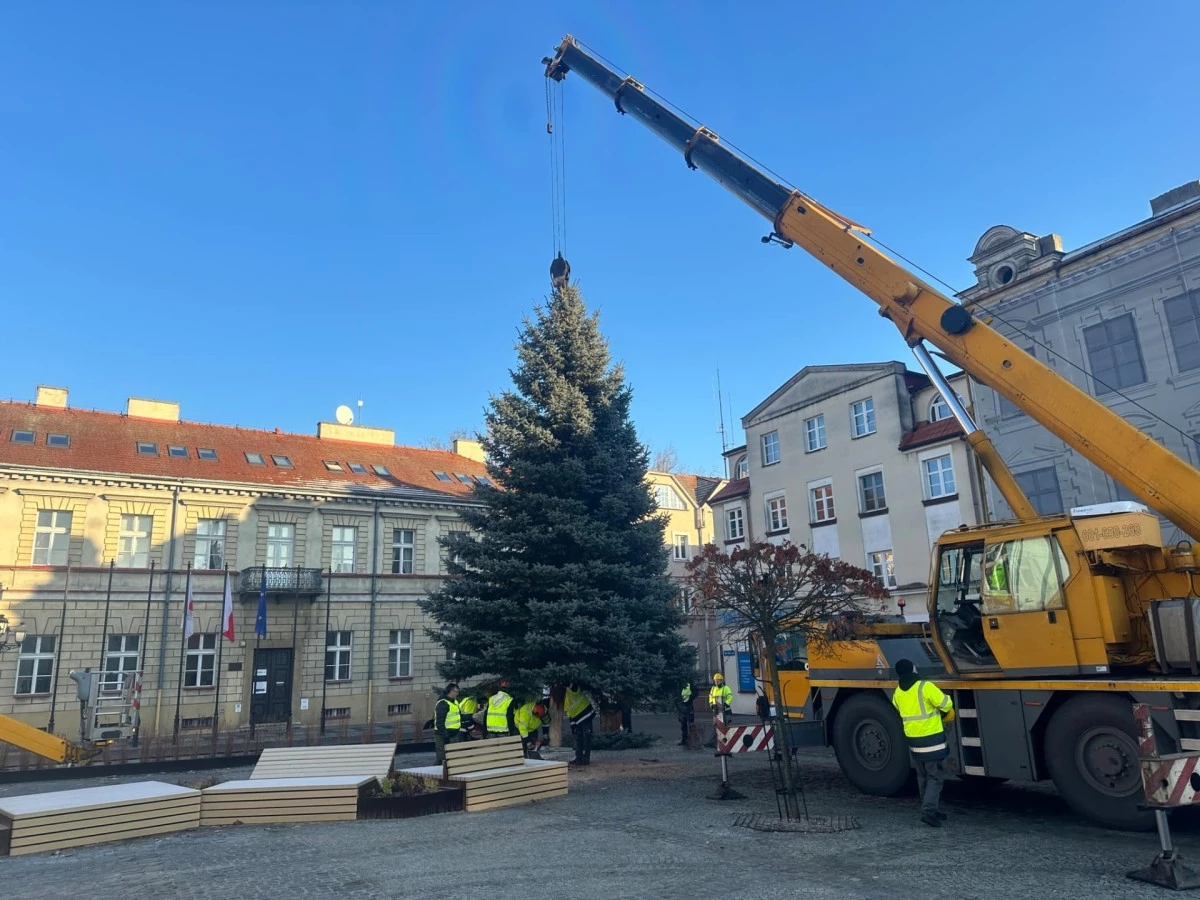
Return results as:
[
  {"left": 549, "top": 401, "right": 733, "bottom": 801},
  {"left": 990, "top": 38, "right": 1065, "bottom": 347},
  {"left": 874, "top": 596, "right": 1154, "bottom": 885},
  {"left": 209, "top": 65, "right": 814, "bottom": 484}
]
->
[{"left": 357, "top": 785, "right": 464, "bottom": 820}]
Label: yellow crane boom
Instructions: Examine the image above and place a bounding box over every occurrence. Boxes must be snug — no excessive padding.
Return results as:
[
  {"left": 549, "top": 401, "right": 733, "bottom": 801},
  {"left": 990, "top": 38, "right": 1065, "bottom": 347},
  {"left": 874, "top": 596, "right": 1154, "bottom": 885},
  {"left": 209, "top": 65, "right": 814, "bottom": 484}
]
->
[
  {"left": 0, "top": 713, "right": 93, "bottom": 765},
  {"left": 544, "top": 36, "right": 1200, "bottom": 539}
]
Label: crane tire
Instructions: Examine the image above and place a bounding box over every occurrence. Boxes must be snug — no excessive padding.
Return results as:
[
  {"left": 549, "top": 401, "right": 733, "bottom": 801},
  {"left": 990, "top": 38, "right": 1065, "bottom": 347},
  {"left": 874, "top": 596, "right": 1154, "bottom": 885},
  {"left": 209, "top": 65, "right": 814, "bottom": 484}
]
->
[
  {"left": 831, "top": 692, "right": 912, "bottom": 796},
  {"left": 1044, "top": 694, "right": 1153, "bottom": 831}
]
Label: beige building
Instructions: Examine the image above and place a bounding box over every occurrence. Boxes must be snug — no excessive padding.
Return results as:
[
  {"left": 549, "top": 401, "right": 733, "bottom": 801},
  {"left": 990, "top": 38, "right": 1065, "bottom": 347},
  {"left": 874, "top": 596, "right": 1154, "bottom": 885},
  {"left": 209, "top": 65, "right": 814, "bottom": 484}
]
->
[
  {"left": 0, "top": 386, "right": 491, "bottom": 743},
  {"left": 739, "top": 363, "right": 989, "bottom": 615}
]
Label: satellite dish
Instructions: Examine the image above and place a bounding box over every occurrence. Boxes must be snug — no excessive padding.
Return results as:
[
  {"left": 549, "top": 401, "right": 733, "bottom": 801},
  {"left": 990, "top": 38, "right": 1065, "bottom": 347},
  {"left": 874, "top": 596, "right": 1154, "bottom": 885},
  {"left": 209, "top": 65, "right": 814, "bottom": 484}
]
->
[{"left": 335, "top": 405, "right": 354, "bottom": 426}]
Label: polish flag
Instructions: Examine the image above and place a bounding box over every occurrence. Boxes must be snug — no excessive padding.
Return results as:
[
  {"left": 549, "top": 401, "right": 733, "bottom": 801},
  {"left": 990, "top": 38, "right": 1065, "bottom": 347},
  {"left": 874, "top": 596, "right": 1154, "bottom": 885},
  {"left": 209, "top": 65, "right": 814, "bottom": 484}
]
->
[{"left": 221, "top": 573, "right": 235, "bottom": 642}]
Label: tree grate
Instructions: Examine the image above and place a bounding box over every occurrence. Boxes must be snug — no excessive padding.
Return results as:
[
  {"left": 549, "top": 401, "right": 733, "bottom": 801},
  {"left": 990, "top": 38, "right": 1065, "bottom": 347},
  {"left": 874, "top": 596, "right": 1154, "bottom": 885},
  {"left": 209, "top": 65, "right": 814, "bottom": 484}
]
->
[{"left": 731, "top": 813, "right": 860, "bottom": 833}]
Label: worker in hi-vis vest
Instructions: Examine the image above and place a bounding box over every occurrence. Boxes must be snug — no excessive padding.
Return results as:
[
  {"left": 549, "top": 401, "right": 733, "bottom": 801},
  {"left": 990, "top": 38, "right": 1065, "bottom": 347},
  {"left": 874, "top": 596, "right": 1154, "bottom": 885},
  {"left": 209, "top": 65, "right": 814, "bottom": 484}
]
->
[
  {"left": 564, "top": 685, "right": 596, "bottom": 767},
  {"left": 486, "top": 682, "right": 516, "bottom": 738},
  {"left": 433, "top": 683, "right": 461, "bottom": 765},
  {"left": 890, "top": 658, "right": 955, "bottom": 828},
  {"left": 709, "top": 673, "right": 733, "bottom": 726}
]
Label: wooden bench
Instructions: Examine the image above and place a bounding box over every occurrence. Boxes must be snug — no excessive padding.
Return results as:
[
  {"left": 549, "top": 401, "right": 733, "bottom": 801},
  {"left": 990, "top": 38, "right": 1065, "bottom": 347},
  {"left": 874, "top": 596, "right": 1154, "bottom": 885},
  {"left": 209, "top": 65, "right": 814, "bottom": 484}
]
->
[
  {"left": 0, "top": 781, "right": 200, "bottom": 856},
  {"left": 399, "top": 736, "right": 569, "bottom": 812},
  {"left": 199, "top": 776, "right": 373, "bottom": 826},
  {"left": 250, "top": 743, "right": 396, "bottom": 781}
]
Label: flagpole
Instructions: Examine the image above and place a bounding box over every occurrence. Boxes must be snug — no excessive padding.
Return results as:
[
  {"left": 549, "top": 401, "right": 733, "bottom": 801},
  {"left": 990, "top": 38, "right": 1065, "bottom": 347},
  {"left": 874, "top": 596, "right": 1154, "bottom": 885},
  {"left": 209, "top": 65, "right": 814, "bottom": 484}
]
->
[
  {"left": 47, "top": 565, "right": 70, "bottom": 735},
  {"left": 251, "top": 572, "right": 267, "bottom": 739},
  {"left": 172, "top": 563, "right": 192, "bottom": 743},
  {"left": 134, "top": 561, "right": 155, "bottom": 748},
  {"left": 212, "top": 565, "right": 228, "bottom": 739},
  {"left": 97, "top": 560, "right": 115, "bottom": 672},
  {"left": 320, "top": 568, "right": 332, "bottom": 736}
]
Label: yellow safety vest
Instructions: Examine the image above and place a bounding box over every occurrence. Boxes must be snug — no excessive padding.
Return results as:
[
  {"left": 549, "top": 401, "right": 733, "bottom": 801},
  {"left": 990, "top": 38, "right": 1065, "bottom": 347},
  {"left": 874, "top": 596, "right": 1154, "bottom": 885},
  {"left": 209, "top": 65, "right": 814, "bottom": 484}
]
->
[
  {"left": 891, "top": 680, "right": 953, "bottom": 757},
  {"left": 437, "top": 697, "right": 461, "bottom": 732},
  {"left": 564, "top": 688, "right": 594, "bottom": 723},
  {"left": 681, "top": 685, "right": 693, "bottom": 703},
  {"left": 514, "top": 702, "right": 540, "bottom": 738},
  {"left": 709, "top": 683, "right": 732, "bottom": 709},
  {"left": 458, "top": 696, "right": 478, "bottom": 724},
  {"left": 486, "top": 691, "right": 513, "bottom": 733}
]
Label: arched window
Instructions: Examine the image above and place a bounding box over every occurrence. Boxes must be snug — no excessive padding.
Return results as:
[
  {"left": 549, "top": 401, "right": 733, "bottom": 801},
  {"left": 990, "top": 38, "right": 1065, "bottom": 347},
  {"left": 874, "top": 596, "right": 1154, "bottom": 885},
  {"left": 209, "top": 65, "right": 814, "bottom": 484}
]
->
[
  {"left": 734, "top": 455, "right": 748, "bottom": 479},
  {"left": 929, "top": 394, "right": 965, "bottom": 423}
]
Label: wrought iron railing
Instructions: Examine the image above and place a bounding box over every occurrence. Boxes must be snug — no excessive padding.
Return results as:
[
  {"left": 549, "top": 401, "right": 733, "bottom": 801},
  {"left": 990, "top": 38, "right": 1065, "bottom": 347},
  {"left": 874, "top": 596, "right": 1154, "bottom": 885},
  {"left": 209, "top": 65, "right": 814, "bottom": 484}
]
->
[{"left": 239, "top": 566, "right": 325, "bottom": 594}]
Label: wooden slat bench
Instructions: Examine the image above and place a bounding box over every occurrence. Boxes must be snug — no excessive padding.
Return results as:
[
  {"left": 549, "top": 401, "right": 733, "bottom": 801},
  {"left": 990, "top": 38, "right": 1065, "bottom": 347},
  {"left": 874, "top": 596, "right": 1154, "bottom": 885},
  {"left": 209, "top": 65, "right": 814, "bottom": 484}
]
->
[
  {"left": 250, "top": 743, "right": 396, "bottom": 781},
  {"left": 200, "top": 775, "right": 373, "bottom": 826},
  {"left": 443, "top": 735, "right": 525, "bottom": 777},
  {"left": 0, "top": 781, "right": 200, "bottom": 857},
  {"left": 399, "top": 736, "right": 569, "bottom": 813}
]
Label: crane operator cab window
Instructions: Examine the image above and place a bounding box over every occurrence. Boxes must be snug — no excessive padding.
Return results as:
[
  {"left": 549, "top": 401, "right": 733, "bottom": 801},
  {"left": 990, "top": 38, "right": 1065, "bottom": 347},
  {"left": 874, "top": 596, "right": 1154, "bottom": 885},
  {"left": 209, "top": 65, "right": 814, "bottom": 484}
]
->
[
  {"left": 980, "top": 536, "right": 1069, "bottom": 615},
  {"left": 933, "top": 543, "right": 997, "bottom": 671}
]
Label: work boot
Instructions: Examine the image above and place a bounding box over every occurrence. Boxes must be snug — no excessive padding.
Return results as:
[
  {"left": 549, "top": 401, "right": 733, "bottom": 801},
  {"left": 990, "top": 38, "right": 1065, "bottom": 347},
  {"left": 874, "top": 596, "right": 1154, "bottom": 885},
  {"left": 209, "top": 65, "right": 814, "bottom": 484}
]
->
[
  {"left": 921, "top": 812, "right": 942, "bottom": 828},
  {"left": 936, "top": 811, "right": 947, "bottom": 821}
]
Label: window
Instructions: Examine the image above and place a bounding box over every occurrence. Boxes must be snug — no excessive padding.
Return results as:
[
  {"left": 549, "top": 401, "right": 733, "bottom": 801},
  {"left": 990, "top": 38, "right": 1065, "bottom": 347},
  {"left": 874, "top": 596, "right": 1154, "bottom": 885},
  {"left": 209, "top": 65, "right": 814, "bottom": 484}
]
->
[
  {"left": 858, "top": 472, "right": 887, "bottom": 513},
  {"left": 923, "top": 454, "right": 956, "bottom": 499},
  {"left": 198, "top": 448, "right": 218, "bottom": 461},
  {"left": 725, "top": 508, "right": 744, "bottom": 541},
  {"left": 348, "top": 463, "right": 367, "bottom": 475},
  {"left": 245, "top": 452, "right": 265, "bottom": 466},
  {"left": 1014, "top": 467, "right": 1064, "bottom": 516},
  {"left": 761, "top": 431, "right": 781, "bottom": 466},
  {"left": 805, "top": 415, "right": 826, "bottom": 452},
  {"left": 1165, "top": 291, "right": 1200, "bottom": 374},
  {"left": 851, "top": 399, "right": 876, "bottom": 437},
  {"left": 331, "top": 526, "right": 356, "bottom": 573},
  {"left": 734, "top": 455, "right": 748, "bottom": 479},
  {"left": 324, "top": 707, "right": 350, "bottom": 720},
  {"left": 391, "top": 528, "right": 415, "bottom": 574},
  {"left": 326, "top": 631, "right": 353, "bottom": 681},
  {"left": 11, "top": 429, "right": 34, "bottom": 444},
  {"left": 46, "top": 433, "right": 70, "bottom": 448},
  {"left": 102, "top": 635, "right": 139, "bottom": 694},
  {"left": 766, "top": 495, "right": 788, "bottom": 532},
  {"left": 15, "top": 636, "right": 55, "bottom": 695},
  {"left": 324, "top": 461, "right": 344, "bottom": 472},
  {"left": 434, "top": 471, "right": 453, "bottom": 482},
  {"left": 181, "top": 716, "right": 215, "bottom": 730},
  {"left": 184, "top": 634, "right": 217, "bottom": 687},
  {"left": 981, "top": 536, "right": 1069, "bottom": 615},
  {"left": 136, "top": 442, "right": 158, "bottom": 456},
  {"left": 1083, "top": 314, "right": 1146, "bottom": 394},
  {"left": 373, "top": 464, "right": 391, "bottom": 477},
  {"left": 271, "top": 455, "right": 293, "bottom": 468},
  {"left": 388, "top": 629, "right": 413, "bottom": 678},
  {"left": 868, "top": 550, "right": 897, "bottom": 589},
  {"left": 673, "top": 534, "right": 690, "bottom": 561},
  {"left": 475, "top": 475, "right": 492, "bottom": 486},
  {"left": 117, "top": 514, "right": 152, "bottom": 568},
  {"left": 653, "top": 485, "right": 686, "bottom": 510},
  {"left": 194, "top": 518, "right": 225, "bottom": 569},
  {"left": 810, "top": 484, "right": 836, "bottom": 523},
  {"left": 387, "top": 703, "right": 412, "bottom": 716},
  {"left": 167, "top": 445, "right": 188, "bottom": 458},
  {"left": 455, "top": 473, "right": 474, "bottom": 484},
  {"left": 266, "top": 523, "right": 295, "bottom": 568},
  {"left": 32, "top": 509, "right": 72, "bottom": 565}
]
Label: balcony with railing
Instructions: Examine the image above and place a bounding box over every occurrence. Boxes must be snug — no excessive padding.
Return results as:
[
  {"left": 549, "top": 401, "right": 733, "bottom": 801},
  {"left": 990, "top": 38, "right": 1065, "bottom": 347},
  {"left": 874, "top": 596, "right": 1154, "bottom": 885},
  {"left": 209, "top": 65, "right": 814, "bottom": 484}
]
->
[{"left": 239, "top": 566, "right": 325, "bottom": 596}]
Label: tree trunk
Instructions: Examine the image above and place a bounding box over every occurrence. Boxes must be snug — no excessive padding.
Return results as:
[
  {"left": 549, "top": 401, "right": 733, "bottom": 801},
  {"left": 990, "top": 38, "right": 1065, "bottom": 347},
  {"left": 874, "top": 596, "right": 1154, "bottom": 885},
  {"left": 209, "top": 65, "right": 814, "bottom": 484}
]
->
[
  {"left": 763, "top": 629, "right": 799, "bottom": 817},
  {"left": 598, "top": 708, "right": 622, "bottom": 733},
  {"left": 548, "top": 691, "right": 563, "bottom": 748}
]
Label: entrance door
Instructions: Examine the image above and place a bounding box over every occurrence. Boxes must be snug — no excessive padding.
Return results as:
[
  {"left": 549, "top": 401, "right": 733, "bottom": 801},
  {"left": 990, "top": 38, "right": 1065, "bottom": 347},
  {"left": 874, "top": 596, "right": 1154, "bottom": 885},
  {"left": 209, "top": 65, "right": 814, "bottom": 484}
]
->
[{"left": 250, "top": 648, "right": 293, "bottom": 723}]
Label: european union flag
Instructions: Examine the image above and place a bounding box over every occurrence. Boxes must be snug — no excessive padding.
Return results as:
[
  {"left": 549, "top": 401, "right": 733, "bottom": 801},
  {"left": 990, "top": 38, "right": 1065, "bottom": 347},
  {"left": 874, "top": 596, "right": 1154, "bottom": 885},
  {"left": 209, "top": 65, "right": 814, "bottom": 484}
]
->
[{"left": 255, "top": 581, "right": 268, "bottom": 638}]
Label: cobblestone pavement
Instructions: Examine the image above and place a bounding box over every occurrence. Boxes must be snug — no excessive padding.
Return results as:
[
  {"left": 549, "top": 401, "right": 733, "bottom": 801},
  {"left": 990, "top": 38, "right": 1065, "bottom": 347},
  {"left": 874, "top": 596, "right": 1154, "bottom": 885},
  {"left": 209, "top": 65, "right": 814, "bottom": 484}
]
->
[{"left": 2, "top": 735, "right": 1196, "bottom": 900}]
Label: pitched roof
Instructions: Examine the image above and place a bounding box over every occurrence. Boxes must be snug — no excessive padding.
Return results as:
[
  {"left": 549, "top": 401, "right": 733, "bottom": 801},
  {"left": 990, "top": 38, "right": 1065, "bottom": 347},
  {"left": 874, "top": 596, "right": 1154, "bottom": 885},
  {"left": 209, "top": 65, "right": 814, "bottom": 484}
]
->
[
  {"left": 0, "top": 401, "right": 488, "bottom": 500},
  {"left": 707, "top": 477, "right": 749, "bottom": 504},
  {"left": 662, "top": 473, "right": 724, "bottom": 508},
  {"left": 898, "top": 418, "right": 966, "bottom": 451}
]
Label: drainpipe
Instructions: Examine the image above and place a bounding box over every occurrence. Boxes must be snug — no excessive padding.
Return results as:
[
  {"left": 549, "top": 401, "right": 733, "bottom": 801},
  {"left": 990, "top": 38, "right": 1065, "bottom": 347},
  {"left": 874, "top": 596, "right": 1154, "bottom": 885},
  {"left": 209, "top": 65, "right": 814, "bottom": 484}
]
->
[
  {"left": 366, "top": 499, "right": 381, "bottom": 724},
  {"left": 153, "top": 483, "right": 182, "bottom": 732}
]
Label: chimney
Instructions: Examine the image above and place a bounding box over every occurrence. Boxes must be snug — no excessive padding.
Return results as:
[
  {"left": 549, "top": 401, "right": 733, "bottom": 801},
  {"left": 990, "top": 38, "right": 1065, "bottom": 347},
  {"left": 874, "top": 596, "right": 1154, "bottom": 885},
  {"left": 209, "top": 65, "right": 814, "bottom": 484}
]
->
[
  {"left": 316, "top": 421, "right": 395, "bottom": 446},
  {"left": 1150, "top": 181, "right": 1200, "bottom": 217},
  {"left": 35, "top": 386, "right": 69, "bottom": 408},
  {"left": 126, "top": 397, "right": 181, "bottom": 422},
  {"left": 453, "top": 438, "right": 486, "bottom": 462}
]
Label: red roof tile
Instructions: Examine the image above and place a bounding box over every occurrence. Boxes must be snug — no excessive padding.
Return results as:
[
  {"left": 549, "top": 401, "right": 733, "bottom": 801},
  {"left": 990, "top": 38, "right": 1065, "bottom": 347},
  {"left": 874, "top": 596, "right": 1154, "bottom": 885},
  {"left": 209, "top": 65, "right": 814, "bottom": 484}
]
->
[
  {"left": 898, "top": 418, "right": 965, "bottom": 451},
  {"left": 707, "top": 477, "right": 749, "bottom": 504},
  {"left": 0, "top": 401, "right": 488, "bottom": 500}
]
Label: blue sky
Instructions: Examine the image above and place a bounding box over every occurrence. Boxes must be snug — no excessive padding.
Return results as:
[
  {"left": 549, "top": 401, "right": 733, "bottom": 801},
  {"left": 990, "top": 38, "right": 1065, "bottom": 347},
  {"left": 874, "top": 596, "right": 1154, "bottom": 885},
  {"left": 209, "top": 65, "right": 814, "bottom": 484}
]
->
[{"left": 2, "top": 2, "right": 1197, "bottom": 476}]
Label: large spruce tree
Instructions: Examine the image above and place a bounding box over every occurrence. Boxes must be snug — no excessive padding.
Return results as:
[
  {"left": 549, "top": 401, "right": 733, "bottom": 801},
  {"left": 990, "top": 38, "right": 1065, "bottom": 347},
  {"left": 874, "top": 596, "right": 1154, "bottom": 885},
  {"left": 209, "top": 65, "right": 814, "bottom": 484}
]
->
[{"left": 421, "top": 284, "right": 692, "bottom": 709}]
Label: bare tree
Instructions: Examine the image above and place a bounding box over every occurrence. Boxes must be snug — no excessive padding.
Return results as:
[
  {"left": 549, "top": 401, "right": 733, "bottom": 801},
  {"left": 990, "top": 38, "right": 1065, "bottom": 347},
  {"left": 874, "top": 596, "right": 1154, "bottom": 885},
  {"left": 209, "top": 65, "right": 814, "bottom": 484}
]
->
[
  {"left": 419, "top": 427, "right": 476, "bottom": 452},
  {"left": 651, "top": 444, "right": 679, "bottom": 473},
  {"left": 686, "top": 540, "right": 888, "bottom": 805}
]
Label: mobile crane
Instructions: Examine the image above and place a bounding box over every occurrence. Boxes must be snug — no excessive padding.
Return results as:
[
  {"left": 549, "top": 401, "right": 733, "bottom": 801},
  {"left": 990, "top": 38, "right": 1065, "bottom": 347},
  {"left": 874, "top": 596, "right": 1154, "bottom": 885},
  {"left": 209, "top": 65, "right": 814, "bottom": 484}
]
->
[{"left": 544, "top": 36, "right": 1200, "bottom": 830}]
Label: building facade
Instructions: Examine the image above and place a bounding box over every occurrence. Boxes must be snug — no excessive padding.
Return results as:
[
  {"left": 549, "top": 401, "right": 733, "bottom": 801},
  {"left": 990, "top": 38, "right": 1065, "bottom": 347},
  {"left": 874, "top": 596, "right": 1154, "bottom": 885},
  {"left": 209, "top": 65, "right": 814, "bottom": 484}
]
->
[
  {"left": 0, "top": 387, "right": 491, "bottom": 742},
  {"left": 961, "top": 180, "right": 1200, "bottom": 543},
  {"left": 739, "top": 362, "right": 987, "bottom": 614}
]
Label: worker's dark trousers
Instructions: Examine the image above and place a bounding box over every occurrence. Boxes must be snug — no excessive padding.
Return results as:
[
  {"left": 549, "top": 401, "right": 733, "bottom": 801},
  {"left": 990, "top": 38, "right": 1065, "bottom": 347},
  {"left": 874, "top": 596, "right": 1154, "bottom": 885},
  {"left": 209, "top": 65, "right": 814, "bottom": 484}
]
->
[
  {"left": 913, "top": 754, "right": 945, "bottom": 814},
  {"left": 434, "top": 731, "right": 458, "bottom": 765},
  {"left": 573, "top": 717, "right": 594, "bottom": 763},
  {"left": 679, "top": 717, "right": 693, "bottom": 744}
]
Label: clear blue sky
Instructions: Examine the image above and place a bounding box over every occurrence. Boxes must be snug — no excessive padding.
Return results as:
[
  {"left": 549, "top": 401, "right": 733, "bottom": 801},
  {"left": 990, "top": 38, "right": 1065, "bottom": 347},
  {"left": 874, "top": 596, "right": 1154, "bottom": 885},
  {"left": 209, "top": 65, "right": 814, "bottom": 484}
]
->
[{"left": 2, "top": 2, "right": 1197, "bottom": 475}]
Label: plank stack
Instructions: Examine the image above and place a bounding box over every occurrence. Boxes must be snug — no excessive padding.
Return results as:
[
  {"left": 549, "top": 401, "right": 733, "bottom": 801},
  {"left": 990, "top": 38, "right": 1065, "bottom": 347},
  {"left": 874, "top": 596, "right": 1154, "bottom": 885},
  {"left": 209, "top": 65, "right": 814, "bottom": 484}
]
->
[
  {"left": 402, "top": 735, "right": 568, "bottom": 812},
  {"left": 199, "top": 775, "right": 373, "bottom": 826},
  {"left": 0, "top": 781, "right": 200, "bottom": 857}
]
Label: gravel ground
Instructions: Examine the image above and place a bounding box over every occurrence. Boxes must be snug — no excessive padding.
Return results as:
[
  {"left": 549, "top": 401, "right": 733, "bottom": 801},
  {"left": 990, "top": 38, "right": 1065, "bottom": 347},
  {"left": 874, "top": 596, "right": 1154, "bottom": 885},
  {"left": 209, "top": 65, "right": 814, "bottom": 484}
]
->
[{"left": 1, "top": 736, "right": 1196, "bottom": 899}]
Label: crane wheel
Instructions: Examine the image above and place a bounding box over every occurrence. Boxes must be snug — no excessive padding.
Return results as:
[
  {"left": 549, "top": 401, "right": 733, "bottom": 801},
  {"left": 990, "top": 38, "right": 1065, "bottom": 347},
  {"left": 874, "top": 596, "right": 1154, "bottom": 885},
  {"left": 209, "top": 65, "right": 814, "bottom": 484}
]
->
[
  {"left": 831, "top": 692, "right": 912, "bottom": 796},
  {"left": 1043, "top": 694, "right": 1153, "bottom": 831}
]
